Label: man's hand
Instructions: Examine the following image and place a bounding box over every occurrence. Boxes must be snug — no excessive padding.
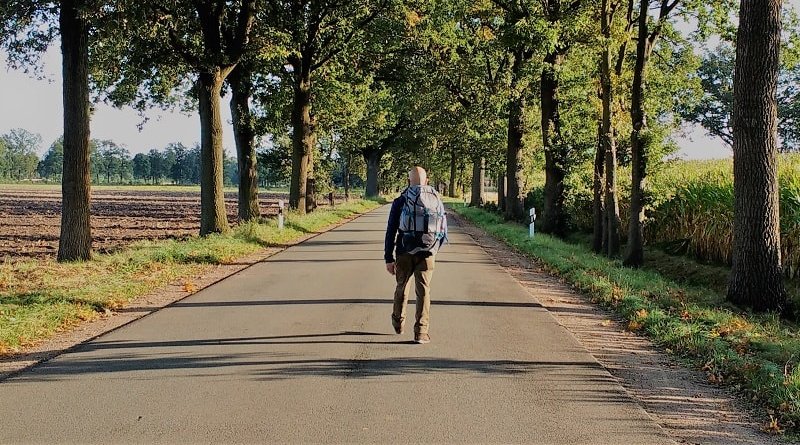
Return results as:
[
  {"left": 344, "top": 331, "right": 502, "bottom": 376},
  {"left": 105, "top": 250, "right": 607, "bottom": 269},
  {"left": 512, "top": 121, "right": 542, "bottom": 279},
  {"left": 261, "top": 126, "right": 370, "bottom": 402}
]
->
[{"left": 386, "top": 262, "right": 396, "bottom": 275}]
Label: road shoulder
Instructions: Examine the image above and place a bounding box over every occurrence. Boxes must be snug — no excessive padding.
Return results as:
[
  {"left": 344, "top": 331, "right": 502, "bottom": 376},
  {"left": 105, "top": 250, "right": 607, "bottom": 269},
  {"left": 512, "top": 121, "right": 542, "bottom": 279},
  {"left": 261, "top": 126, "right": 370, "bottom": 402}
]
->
[
  {"left": 0, "top": 206, "right": 380, "bottom": 381},
  {"left": 450, "top": 210, "right": 787, "bottom": 445}
]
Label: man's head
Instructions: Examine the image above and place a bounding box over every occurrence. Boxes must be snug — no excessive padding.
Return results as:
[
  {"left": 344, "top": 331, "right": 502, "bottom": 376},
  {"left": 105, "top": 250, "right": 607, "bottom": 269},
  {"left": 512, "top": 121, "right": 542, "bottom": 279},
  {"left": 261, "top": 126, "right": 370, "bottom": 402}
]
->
[{"left": 409, "top": 166, "right": 428, "bottom": 186}]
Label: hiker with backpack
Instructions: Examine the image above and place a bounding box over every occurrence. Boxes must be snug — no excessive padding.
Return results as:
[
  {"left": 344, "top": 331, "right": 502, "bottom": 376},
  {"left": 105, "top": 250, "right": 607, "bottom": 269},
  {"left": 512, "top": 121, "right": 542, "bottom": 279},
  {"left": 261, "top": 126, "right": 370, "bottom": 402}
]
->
[{"left": 385, "top": 166, "right": 448, "bottom": 344}]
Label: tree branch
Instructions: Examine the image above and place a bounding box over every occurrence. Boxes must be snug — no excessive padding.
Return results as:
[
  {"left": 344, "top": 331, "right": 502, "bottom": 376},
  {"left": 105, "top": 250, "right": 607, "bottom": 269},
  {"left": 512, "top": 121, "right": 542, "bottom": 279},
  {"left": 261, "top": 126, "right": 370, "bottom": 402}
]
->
[
  {"left": 649, "top": 0, "right": 680, "bottom": 45},
  {"left": 444, "top": 78, "right": 473, "bottom": 108},
  {"left": 490, "top": 0, "right": 514, "bottom": 13},
  {"left": 168, "top": 28, "right": 202, "bottom": 68},
  {"left": 230, "top": 0, "right": 256, "bottom": 61},
  {"left": 311, "top": 0, "right": 387, "bottom": 71}
]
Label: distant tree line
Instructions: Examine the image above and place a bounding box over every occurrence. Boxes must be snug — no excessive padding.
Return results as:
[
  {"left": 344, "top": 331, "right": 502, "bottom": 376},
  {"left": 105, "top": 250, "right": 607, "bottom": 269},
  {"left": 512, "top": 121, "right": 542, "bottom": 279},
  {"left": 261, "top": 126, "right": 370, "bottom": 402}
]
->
[
  {"left": 0, "top": 128, "right": 41, "bottom": 180},
  {"left": 3, "top": 128, "right": 253, "bottom": 186},
  {"left": 2, "top": 126, "right": 359, "bottom": 191}
]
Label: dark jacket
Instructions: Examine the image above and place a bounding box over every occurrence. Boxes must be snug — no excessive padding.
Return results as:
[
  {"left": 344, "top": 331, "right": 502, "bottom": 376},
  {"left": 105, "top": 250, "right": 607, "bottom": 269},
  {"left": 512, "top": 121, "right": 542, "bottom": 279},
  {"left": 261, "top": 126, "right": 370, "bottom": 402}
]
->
[{"left": 384, "top": 194, "right": 407, "bottom": 263}]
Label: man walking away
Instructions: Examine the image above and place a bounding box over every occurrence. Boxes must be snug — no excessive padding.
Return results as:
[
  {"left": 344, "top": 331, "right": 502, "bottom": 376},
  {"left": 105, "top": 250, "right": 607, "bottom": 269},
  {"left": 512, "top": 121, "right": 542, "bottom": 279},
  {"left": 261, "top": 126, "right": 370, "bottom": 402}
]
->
[{"left": 385, "top": 166, "right": 448, "bottom": 344}]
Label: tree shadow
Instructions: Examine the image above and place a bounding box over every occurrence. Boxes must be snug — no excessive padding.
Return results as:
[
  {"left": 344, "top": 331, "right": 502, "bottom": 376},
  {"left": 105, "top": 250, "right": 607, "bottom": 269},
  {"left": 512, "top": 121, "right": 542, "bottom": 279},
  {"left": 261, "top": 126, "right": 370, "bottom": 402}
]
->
[
  {"left": 14, "top": 346, "right": 607, "bottom": 383},
  {"left": 168, "top": 298, "right": 544, "bottom": 309},
  {"left": 66, "top": 331, "right": 400, "bottom": 353}
]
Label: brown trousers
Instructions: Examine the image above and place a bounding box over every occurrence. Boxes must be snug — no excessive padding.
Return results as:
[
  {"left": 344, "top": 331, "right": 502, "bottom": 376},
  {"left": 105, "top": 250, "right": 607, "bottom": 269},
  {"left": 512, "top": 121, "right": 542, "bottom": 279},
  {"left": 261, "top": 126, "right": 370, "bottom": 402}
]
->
[{"left": 392, "top": 253, "right": 435, "bottom": 334}]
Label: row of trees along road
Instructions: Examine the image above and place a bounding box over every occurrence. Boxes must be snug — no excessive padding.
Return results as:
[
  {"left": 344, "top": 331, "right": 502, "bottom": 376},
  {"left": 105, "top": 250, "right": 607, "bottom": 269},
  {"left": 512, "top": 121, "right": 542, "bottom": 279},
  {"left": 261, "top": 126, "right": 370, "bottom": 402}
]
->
[{"left": 0, "top": 0, "right": 793, "bottom": 312}]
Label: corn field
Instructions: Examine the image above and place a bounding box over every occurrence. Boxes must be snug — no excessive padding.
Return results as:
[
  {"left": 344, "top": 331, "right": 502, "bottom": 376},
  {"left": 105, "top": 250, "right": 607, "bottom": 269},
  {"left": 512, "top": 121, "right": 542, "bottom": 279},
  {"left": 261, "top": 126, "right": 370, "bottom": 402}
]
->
[
  {"left": 525, "top": 155, "right": 800, "bottom": 280},
  {"left": 647, "top": 155, "right": 800, "bottom": 279}
]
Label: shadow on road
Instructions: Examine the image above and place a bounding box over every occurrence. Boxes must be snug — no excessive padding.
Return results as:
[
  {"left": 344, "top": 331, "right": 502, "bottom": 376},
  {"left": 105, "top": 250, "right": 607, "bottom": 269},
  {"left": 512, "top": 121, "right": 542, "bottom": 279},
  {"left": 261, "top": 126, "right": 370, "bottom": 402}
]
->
[
  {"left": 13, "top": 345, "right": 609, "bottom": 384},
  {"left": 167, "top": 298, "right": 544, "bottom": 309}
]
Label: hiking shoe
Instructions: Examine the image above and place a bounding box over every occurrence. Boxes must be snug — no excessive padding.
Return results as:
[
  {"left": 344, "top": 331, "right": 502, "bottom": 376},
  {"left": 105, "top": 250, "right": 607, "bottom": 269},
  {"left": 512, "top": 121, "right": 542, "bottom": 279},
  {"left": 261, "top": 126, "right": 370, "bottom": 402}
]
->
[
  {"left": 414, "top": 333, "right": 431, "bottom": 344},
  {"left": 391, "top": 316, "right": 404, "bottom": 335}
]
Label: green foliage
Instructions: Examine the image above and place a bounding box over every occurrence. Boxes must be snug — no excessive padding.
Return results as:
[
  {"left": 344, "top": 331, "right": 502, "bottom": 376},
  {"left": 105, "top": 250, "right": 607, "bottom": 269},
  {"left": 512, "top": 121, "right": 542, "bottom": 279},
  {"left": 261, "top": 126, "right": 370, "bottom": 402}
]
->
[
  {"left": 0, "top": 128, "right": 41, "bottom": 180},
  {"left": 523, "top": 154, "right": 800, "bottom": 282},
  {"left": 649, "top": 156, "right": 800, "bottom": 280},
  {"left": 92, "top": 139, "right": 133, "bottom": 184},
  {"left": 131, "top": 153, "right": 150, "bottom": 181},
  {"left": 37, "top": 137, "right": 63, "bottom": 181},
  {"left": 682, "top": 40, "right": 800, "bottom": 151},
  {"left": 258, "top": 136, "right": 292, "bottom": 187}
]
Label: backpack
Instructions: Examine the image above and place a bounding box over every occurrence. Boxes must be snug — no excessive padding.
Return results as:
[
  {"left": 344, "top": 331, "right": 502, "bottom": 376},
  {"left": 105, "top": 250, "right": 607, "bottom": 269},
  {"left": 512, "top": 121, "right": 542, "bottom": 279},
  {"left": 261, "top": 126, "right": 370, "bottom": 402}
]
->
[{"left": 399, "top": 185, "right": 447, "bottom": 255}]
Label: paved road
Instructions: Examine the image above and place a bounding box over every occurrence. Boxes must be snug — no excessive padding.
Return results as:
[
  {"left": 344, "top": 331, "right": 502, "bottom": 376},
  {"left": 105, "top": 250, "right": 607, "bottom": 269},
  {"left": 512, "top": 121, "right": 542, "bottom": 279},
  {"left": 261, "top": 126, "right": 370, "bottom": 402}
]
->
[{"left": 0, "top": 206, "right": 673, "bottom": 444}]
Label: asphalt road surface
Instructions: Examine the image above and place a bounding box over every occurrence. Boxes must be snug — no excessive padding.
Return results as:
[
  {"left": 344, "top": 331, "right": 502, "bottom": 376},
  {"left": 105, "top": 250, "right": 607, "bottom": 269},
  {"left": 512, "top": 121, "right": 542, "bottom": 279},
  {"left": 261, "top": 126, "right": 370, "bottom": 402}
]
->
[{"left": 0, "top": 206, "right": 673, "bottom": 444}]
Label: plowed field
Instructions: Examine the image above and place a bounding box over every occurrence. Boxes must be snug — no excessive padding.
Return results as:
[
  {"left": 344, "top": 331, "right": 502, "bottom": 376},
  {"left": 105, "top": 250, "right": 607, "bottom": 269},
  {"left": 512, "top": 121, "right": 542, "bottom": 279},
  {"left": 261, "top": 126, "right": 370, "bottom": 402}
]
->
[{"left": 0, "top": 186, "right": 291, "bottom": 259}]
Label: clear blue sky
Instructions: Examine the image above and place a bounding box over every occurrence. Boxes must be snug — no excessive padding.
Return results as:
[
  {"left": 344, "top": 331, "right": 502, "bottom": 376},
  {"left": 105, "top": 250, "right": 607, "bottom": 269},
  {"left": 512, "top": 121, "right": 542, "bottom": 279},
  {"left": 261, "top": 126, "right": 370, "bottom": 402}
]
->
[{"left": 0, "top": 15, "right": 746, "bottom": 160}]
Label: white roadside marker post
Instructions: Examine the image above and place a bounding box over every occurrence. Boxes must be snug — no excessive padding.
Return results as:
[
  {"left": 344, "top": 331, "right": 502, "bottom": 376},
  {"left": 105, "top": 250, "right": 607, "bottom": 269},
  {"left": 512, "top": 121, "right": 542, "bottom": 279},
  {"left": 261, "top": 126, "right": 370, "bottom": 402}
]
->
[
  {"left": 278, "top": 200, "right": 285, "bottom": 230},
  {"left": 529, "top": 207, "right": 536, "bottom": 238}
]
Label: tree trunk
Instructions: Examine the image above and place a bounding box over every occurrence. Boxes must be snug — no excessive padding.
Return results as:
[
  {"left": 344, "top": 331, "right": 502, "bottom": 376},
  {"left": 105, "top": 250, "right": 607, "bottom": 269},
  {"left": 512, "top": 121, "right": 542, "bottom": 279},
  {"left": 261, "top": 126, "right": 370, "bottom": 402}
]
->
[
  {"left": 624, "top": 0, "right": 650, "bottom": 267},
  {"left": 592, "top": 123, "right": 606, "bottom": 254},
  {"left": 605, "top": 136, "right": 622, "bottom": 257},
  {"left": 541, "top": 51, "right": 568, "bottom": 236},
  {"left": 497, "top": 171, "right": 506, "bottom": 212},
  {"left": 197, "top": 70, "right": 229, "bottom": 235},
  {"left": 449, "top": 147, "right": 458, "bottom": 198},
  {"left": 343, "top": 151, "right": 350, "bottom": 202},
  {"left": 57, "top": 0, "right": 92, "bottom": 262},
  {"left": 727, "top": 0, "right": 788, "bottom": 312},
  {"left": 363, "top": 148, "right": 382, "bottom": 198},
  {"left": 505, "top": 51, "right": 526, "bottom": 221},
  {"left": 601, "top": 1, "right": 621, "bottom": 257},
  {"left": 458, "top": 161, "right": 466, "bottom": 198},
  {"left": 229, "top": 64, "right": 260, "bottom": 222},
  {"left": 289, "top": 67, "right": 314, "bottom": 214},
  {"left": 470, "top": 157, "right": 485, "bottom": 207}
]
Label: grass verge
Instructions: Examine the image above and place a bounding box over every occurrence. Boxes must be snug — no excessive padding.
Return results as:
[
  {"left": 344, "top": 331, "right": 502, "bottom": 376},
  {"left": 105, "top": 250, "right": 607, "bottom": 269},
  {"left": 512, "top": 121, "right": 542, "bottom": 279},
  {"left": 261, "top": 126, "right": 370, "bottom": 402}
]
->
[
  {"left": 453, "top": 203, "right": 800, "bottom": 434},
  {"left": 0, "top": 199, "right": 382, "bottom": 354}
]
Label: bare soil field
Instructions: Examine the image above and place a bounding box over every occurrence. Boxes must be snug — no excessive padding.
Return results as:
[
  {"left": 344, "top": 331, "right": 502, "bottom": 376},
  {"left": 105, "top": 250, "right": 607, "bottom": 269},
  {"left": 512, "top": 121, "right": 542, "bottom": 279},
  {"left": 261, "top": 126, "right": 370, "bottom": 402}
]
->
[{"left": 0, "top": 186, "right": 294, "bottom": 259}]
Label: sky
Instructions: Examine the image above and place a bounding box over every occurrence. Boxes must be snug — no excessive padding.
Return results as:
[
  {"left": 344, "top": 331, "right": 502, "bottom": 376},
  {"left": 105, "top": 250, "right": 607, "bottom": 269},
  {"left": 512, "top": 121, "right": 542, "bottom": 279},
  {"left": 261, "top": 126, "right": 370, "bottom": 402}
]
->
[
  {"left": 0, "top": 24, "right": 735, "bottom": 160},
  {"left": 0, "top": 47, "right": 237, "bottom": 156}
]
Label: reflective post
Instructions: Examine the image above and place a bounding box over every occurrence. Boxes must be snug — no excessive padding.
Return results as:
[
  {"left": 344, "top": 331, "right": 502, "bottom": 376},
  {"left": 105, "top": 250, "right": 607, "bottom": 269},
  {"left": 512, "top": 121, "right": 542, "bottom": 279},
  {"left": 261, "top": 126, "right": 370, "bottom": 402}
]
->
[
  {"left": 529, "top": 207, "right": 536, "bottom": 238},
  {"left": 278, "top": 200, "right": 285, "bottom": 230}
]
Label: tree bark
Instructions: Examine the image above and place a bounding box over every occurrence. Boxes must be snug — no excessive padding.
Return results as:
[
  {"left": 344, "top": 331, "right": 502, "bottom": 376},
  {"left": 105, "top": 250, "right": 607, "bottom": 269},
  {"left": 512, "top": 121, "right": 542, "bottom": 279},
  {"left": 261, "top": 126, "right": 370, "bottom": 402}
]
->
[
  {"left": 306, "top": 174, "right": 317, "bottom": 213},
  {"left": 497, "top": 171, "right": 506, "bottom": 212},
  {"left": 470, "top": 156, "right": 485, "bottom": 207},
  {"left": 541, "top": 51, "right": 568, "bottom": 236},
  {"left": 458, "top": 161, "right": 466, "bottom": 199},
  {"left": 604, "top": 132, "right": 621, "bottom": 257},
  {"left": 197, "top": 70, "right": 230, "bottom": 235},
  {"left": 624, "top": 0, "right": 651, "bottom": 267},
  {"left": 343, "top": 151, "right": 350, "bottom": 202},
  {"left": 593, "top": 123, "right": 606, "bottom": 253},
  {"left": 505, "top": 50, "right": 527, "bottom": 221},
  {"left": 57, "top": 0, "right": 92, "bottom": 262},
  {"left": 289, "top": 64, "right": 314, "bottom": 214},
  {"left": 449, "top": 147, "right": 458, "bottom": 198},
  {"left": 601, "top": 0, "right": 621, "bottom": 257},
  {"left": 727, "top": 0, "right": 788, "bottom": 312},
  {"left": 363, "top": 147, "right": 382, "bottom": 198},
  {"left": 229, "top": 64, "right": 260, "bottom": 222}
]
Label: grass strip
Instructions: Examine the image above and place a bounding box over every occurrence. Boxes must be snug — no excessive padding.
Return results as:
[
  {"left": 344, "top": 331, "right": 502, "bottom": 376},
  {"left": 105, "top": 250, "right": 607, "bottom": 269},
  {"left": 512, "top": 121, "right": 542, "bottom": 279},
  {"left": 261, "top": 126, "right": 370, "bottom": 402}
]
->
[
  {"left": 453, "top": 203, "right": 800, "bottom": 433},
  {"left": 0, "top": 199, "right": 382, "bottom": 353}
]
